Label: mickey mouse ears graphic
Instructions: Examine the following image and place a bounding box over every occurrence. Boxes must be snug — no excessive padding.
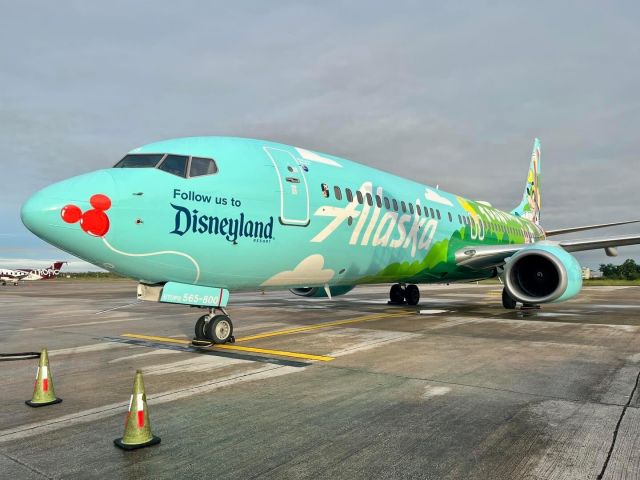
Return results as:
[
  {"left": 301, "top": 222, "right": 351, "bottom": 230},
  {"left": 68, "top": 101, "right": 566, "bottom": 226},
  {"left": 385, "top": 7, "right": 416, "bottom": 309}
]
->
[{"left": 61, "top": 194, "right": 111, "bottom": 237}]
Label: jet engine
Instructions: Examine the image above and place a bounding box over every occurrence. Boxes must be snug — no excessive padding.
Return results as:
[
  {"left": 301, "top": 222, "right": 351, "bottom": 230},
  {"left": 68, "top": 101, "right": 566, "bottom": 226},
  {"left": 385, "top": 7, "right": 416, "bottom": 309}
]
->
[
  {"left": 290, "top": 286, "right": 355, "bottom": 298},
  {"left": 504, "top": 244, "right": 582, "bottom": 304}
]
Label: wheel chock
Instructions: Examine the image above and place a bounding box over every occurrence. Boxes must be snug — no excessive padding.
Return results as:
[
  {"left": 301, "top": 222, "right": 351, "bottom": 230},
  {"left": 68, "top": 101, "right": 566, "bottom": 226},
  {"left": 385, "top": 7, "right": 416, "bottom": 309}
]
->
[
  {"left": 114, "top": 370, "right": 161, "bottom": 450},
  {"left": 26, "top": 348, "right": 62, "bottom": 407},
  {"left": 191, "top": 338, "right": 213, "bottom": 348}
]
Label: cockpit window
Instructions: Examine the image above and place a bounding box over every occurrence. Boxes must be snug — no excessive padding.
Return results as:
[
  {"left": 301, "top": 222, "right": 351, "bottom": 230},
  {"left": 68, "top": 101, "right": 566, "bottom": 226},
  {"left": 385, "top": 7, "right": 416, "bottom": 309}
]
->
[
  {"left": 114, "top": 154, "right": 164, "bottom": 168},
  {"left": 189, "top": 157, "right": 218, "bottom": 177},
  {"left": 158, "top": 155, "right": 188, "bottom": 178},
  {"left": 114, "top": 152, "right": 218, "bottom": 179}
]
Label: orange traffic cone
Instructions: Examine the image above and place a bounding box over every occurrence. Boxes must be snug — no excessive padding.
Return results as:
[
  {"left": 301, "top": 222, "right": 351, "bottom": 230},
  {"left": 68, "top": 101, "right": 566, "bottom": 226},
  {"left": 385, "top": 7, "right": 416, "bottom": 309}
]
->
[
  {"left": 114, "top": 370, "right": 161, "bottom": 450},
  {"left": 26, "top": 348, "right": 62, "bottom": 407}
]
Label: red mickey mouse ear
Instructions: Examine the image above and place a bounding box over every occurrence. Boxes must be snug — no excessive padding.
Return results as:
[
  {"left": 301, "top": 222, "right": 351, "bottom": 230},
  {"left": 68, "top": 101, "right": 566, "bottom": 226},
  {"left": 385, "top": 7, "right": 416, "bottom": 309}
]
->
[
  {"left": 90, "top": 194, "right": 111, "bottom": 211},
  {"left": 61, "top": 205, "right": 82, "bottom": 223},
  {"left": 80, "top": 209, "right": 110, "bottom": 237}
]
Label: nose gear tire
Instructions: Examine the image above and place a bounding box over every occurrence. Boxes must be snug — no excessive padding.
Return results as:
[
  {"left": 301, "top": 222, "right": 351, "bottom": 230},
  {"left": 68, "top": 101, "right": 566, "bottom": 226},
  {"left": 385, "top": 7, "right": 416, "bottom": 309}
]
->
[{"left": 205, "top": 315, "right": 233, "bottom": 344}]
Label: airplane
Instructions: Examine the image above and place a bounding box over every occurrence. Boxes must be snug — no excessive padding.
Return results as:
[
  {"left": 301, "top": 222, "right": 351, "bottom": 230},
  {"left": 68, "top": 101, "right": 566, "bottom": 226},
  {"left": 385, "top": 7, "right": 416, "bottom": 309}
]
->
[
  {"left": 20, "top": 137, "right": 640, "bottom": 345},
  {"left": 0, "top": 261, "right": 66, "bottom": 285}
]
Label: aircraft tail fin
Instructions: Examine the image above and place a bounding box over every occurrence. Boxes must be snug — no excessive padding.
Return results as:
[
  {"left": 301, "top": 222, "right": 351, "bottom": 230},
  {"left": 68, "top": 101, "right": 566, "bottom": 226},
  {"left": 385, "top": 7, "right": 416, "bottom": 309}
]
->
[
  {"left": 512, "top": 138, "right": 541, "bottom": 225},
  {"left": 42, "top": 261, "right": 66, "bottom": 278}
]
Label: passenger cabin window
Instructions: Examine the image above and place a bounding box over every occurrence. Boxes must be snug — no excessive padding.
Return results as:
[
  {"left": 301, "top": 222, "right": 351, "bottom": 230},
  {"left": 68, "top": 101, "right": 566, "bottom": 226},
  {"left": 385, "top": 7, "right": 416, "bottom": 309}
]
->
[
  {"left": 392, "top": 199, "right": 398, "bottom": 211},
  {"left": 321, "top": 183, "right": 329, "bottom": 198},
  {"left": 366, "top": 193, "right": 373, "bottom": 206},
  {"left": 158, "top": 154, "right": 188, "bottom": 178},
  {"left": 356, "top": 191, "right": 364, "bottom": 204},
  {"left": 401, "top": 201, "right": 407, "bottom": 213},
  {"left": 346, "top": 188, "right": 353, "bottom": 202},
  {"left": 448, "top": 212, "right": 453, "bottom": 222},
  {"left": 334, "top": 186, "right": 342, "bottom": 200},
  {"left": 417, "top": 204, "right": 422, "bottom": 215},
  {"left": 375, "top": 195, "right": 382, "bottom": 208},
  {"left": 384, "top": 197, "right": 390, "bottom": 209},
  {"left": 114, "top": 154, "right": 164, "bottom": 168},
  {"left": 408, "top": 203, "right": 414, "bottom": 214},
  {"left": 189, "top": 157, "right": 218, "bottom": 177}
]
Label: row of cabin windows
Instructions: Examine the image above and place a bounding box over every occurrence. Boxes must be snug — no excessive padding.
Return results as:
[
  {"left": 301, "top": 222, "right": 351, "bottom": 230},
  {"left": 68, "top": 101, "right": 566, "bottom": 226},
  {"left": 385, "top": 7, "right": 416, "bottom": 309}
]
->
[
  {"left": 457, "top": 213, "right": 534, "bottom": 238},
  {"left": 326, "top": 184, "right": 444, "bottom": 220},
  {"left": 323, "top": 183, "right": 536, "bottom": 239}
]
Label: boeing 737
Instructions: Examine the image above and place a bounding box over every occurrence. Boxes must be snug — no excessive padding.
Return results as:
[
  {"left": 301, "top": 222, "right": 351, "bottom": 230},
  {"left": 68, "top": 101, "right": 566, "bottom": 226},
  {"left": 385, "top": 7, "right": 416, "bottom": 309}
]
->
[
  {"left": 0, "top": 261, "right": 66, "bottom": 285},
  {"left": 20, "top": 137, "right": 640, "bottom": 344}
]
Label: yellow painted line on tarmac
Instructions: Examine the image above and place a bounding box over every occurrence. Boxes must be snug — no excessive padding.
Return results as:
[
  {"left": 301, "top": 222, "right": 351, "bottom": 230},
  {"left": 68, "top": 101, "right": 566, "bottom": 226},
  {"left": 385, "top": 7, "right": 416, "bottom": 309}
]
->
[
  {"left": 214, "top": 344, "right": 333, "bottom": 362},
  {"left": 235, "top": 311, "right": 409, "bottom": 343},
  {"left": 121, "top": 311, "right": 411, "bottom": 362},
  {"left": 121, "top": 333, "right": 191, "bottom": 345},
  {"left": 120, "top": 333, "right": 333, "bottom": 362}
]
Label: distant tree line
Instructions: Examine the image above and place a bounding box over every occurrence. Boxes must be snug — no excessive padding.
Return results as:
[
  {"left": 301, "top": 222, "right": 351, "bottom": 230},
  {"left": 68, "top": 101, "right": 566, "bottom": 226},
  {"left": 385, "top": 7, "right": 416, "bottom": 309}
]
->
[
  {"left": 63, "top": 271, "right": 125, "bottom": 279},
  {"left": 599, "top": 259, "right": 640, "bottom": 280}
]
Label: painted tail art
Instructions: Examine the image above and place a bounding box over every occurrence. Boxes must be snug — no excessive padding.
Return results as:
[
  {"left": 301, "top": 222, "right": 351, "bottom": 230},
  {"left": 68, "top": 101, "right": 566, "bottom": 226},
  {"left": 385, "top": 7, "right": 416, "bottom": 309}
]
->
[{"left": 512, "top": 138, "right": 542, "bottom": 225}]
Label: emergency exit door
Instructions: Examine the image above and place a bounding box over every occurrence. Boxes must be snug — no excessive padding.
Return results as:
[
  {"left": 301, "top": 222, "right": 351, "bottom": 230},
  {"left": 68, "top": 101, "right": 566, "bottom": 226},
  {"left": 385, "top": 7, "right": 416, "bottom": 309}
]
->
[{"left": 264, "top": 147, "right": 310, "bottom": 226}]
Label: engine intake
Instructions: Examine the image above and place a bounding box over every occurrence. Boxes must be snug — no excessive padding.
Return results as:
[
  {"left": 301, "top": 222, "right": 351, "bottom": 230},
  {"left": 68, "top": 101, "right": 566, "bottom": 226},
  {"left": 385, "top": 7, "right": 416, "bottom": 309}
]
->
[{"left": 504, "top": 245, "right": 582, "bottom": 304}]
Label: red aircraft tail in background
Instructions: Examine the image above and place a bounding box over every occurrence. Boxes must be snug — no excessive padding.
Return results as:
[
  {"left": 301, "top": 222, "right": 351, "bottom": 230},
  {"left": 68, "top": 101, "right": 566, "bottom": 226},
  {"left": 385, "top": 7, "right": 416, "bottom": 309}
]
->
[{"left": 0, "top": 261, "right": 67, "bottom": 285}]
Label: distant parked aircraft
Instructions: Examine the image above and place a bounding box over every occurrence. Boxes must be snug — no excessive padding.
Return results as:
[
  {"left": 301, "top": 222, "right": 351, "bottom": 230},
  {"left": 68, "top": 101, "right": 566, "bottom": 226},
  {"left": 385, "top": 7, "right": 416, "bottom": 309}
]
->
[
  {"left": 0, "top": 261, "right": 66, "bottom": 285},
  {"left": 20, "top": 137, "right": 640, "bottom": 345}
]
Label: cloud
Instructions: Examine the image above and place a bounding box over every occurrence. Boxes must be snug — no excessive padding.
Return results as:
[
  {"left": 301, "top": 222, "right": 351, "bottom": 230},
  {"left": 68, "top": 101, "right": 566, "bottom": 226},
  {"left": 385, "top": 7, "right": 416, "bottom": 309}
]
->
[
  {"left": 0, "top": 2, "right": 638, "bottom": 268},
  {"left": 0, "top": 258, "right": 104, "bottom": 272},
  {"left": 424, "top": 188, "right": 453, "bottom": 206},
  {"left": 295, "top": 148, "right": 343, "bottom": 168},
  {"left": 261, "top": 254, "right": 334, "bottom": 287}
]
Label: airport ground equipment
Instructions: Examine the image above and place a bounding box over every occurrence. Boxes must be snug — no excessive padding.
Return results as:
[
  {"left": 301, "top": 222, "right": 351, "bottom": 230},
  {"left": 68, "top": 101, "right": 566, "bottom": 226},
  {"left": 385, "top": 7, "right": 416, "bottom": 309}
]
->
[
  {"left": 26, "top": 348, "right": 62, "bottom": 407},
  {"left": 114, "top": 370, "right": 161, "bottom": 450}
]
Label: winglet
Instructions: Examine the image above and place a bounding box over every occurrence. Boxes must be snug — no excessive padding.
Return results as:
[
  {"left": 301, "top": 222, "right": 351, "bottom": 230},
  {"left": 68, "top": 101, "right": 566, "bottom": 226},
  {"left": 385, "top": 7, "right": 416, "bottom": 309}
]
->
[{"left": 512, "top": 139, "right": 541, "bottom": 225}]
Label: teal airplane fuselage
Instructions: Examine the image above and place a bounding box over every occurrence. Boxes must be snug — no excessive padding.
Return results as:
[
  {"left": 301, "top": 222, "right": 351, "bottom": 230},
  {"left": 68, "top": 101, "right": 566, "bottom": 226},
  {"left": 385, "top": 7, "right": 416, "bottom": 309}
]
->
[{"left": 21, "top": 137, "right": 545, "bottom": 291}]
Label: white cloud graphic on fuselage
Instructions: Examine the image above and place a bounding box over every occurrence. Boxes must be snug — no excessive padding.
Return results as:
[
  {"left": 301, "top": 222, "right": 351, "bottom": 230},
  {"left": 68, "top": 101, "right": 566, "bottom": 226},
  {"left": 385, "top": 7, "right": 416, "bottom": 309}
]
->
[
  {"left": 295, "top": 148, "right": 342, "bottom": 168},
  {"left": 424, "top": 188, "right": 453, "bottom": 206},
  {"left": 261, "top": 254, "right": 334, "bottom": 287}
]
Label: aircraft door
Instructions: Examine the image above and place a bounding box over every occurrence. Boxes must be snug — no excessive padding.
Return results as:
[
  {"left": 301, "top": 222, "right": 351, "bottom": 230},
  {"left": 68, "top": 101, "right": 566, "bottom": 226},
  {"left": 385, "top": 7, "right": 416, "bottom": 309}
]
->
[{"left": 264, "top": 147, "right": 310, "bottom": 226}]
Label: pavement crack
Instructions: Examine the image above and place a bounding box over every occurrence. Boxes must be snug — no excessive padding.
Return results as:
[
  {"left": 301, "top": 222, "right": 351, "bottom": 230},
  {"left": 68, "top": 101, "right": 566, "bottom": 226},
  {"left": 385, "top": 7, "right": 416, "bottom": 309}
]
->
[
  {"left": 0, "top": 451, "right": 53, "bottom": 479},
  {"left": 596, "top": 367, "right": 640, "bottom": 480},
  {"left": 325, "top": 364, "right": 630, "bottom": 408}
]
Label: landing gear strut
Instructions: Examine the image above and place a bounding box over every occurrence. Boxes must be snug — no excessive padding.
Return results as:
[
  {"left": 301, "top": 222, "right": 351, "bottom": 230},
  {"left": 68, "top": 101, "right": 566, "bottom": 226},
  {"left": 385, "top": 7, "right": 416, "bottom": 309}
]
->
[
  {"left": 388, "top": 283, "right": 420, "bottom": 306},
  {"left": 501, "top": 288, "right": 517, "bottom": 309},
  {"left": 193, "top": 307, "right": 235, "bottom": 345}
]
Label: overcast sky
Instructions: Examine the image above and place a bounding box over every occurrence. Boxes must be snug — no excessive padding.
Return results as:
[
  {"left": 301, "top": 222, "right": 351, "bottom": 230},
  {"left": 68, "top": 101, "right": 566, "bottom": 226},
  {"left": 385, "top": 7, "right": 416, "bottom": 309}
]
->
[{"left": 1, "top": 1, "right": 639, "bottom": 272}]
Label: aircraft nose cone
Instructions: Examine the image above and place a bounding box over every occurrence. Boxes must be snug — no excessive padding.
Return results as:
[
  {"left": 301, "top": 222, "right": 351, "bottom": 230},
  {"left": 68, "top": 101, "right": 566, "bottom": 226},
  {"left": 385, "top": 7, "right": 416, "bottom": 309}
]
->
[{"left": 21, "top": 170, "right": 116, "bottom": 242}]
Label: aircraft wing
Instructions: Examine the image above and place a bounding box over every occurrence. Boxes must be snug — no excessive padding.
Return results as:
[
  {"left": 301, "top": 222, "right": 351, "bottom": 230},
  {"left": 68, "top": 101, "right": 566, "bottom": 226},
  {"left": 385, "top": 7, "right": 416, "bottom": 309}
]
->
[
  {"left": 455, "top": 234, "right": 640, "bottom": 270},
  {"left": 559, "top": 234, "right": 640, "bottom": 253},
  {"left": 545, "top": 220, "right": 640, "bottom": 236}
]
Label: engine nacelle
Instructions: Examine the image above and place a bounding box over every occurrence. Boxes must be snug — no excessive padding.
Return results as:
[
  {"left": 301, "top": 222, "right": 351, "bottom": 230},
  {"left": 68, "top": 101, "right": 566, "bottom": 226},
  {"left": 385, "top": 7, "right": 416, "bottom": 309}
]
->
[
  {"left": 504, "top": 243, "right": 582, "bottom": 304},
  {"left": 290, "top": 286, "right": 355, "bottom": 298}
]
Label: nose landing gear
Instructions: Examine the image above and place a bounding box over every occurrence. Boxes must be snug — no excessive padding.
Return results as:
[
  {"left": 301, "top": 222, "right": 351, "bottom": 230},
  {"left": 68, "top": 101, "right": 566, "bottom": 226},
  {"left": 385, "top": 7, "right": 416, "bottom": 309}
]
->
[{"left": 193, "top": 307, "right": 235, "bottom": 346}]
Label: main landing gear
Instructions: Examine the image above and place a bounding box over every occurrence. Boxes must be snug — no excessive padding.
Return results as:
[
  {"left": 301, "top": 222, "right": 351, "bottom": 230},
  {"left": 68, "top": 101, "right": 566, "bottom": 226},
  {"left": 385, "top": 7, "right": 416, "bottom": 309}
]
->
[
  {"left": 501, "top": 288, "right": 517, "bottom": 309},
  {"left": 193, "top": 307, "right": 235, "bottom": 346},
  {"left": 501, "top": 288, "right": 540, "bottom": 310},
  {"left": 389, "top": 283, "right": 420, "bottom": 306}
]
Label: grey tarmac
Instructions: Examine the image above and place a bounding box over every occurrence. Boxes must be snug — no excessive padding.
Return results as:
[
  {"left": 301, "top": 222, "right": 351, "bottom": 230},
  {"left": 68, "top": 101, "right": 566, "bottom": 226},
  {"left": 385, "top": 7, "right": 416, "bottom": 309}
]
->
[{"left": 0, "top": 280, "right": 639, "bottom": 479}]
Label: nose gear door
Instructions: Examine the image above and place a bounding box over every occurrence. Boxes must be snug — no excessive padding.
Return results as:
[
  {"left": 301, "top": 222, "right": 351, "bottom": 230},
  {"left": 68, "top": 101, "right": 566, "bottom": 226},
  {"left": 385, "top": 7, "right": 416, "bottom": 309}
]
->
[{"left": 264, "top": 147, "right": 310, "bottom": 226}]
